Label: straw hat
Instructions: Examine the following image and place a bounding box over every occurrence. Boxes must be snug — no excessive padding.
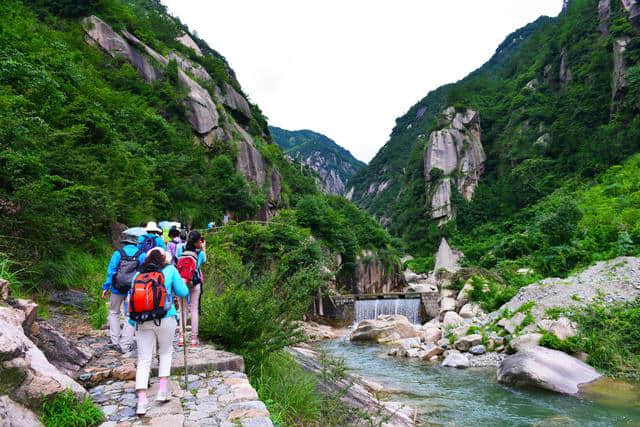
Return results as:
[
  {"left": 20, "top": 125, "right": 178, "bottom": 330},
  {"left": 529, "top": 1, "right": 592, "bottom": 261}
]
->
[{"left": 145, "top": 221, "right": 162, "bottom": 234}]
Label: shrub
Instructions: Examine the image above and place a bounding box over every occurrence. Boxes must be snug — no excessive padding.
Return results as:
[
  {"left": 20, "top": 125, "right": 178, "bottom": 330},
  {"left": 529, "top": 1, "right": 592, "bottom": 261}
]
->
[{"left": 40, "top": 389, "right": 104, "bottom": 427}]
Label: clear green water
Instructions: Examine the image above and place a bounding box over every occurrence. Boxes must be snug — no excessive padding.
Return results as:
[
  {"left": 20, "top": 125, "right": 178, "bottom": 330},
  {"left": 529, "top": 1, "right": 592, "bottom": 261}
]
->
[{"left": 316, "top": 339, "right": 640, "bottom": 427}]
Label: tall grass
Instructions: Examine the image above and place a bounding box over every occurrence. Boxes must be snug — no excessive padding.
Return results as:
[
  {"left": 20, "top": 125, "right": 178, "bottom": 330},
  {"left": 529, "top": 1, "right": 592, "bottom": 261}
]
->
[{"left": 248, "top": 352, "right": 322, "bottom": 426}]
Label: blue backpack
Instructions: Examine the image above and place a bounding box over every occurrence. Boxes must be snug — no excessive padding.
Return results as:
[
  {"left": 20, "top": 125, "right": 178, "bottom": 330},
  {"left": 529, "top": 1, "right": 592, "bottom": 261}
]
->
[{"left": 139, "top": 235, "right": 158, "bottom": 253}]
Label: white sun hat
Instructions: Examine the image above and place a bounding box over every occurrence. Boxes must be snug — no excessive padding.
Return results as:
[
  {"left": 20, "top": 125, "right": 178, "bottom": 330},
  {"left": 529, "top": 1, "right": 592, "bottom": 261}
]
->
[{"left": 145, "top": 221, "right": 162, "bottom": 234}]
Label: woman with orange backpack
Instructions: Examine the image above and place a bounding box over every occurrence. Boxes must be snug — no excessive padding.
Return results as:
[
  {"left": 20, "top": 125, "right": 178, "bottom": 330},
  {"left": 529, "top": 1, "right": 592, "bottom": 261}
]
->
[
  {"left": 176, "top": 230, "right": 206, "bottom": 348},
  {"left": 128, "top": 247, "right": 188, "bottom": 415}
]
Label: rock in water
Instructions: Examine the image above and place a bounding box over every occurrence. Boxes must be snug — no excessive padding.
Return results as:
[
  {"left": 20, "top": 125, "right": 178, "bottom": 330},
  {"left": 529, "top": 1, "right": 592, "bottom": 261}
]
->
[
  {"left": 441, "top": 351, "right": 470, "bottom": 368},
  {"left": 350, "top": 315, "right": 418, "bottom": 343},
  {"left": 497, "top": 346, "right": 601, "bottom": 395}
]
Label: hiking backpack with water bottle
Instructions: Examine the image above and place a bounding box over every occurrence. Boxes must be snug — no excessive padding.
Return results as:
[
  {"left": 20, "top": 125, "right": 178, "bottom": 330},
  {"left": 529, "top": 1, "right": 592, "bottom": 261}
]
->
[
  {"left": 129, "top": 264, "right": 171, "bottom": 325},
  {"left": 113, "top": 248, "right": 142, "bottom": 293},
  {"left": 176, "top": 250, "right": 201, "bottom": 288}
]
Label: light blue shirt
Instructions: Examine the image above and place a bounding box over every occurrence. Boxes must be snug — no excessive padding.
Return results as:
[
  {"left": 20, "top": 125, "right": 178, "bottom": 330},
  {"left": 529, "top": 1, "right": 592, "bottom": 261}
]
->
[
  {"left": 103, "top": 244, "right": 146, "bottom": 295},
  {"left": 129, "top": 265, "right": 189, "bottom": 326}
]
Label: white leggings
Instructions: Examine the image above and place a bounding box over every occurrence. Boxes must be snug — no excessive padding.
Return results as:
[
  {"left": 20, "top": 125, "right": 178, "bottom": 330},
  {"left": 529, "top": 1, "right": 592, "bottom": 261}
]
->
[
  {"left": 178, "top": 284, "right": 201, "bottom": 339},
  {"left": 135, "top": 316, "right": 177, "bottom": 390}
]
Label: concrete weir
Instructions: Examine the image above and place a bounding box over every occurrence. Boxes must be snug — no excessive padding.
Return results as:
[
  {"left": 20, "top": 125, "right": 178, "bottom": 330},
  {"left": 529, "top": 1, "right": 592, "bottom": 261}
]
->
[{"left": 314, "top": 292, "right": 430, "bottom": 325}]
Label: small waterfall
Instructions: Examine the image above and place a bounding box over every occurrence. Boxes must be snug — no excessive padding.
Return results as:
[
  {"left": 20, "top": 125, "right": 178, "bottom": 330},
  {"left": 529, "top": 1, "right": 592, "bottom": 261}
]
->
[{"left": 354, "top": 298, "right": 421, "bottom": 324}]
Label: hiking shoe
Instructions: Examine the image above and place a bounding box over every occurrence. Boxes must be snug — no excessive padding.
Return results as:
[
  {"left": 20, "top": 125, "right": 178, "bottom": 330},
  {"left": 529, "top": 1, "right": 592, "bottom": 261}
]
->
[
  {"left": 190, "top": 339, "right": 200, "bottom": 348},
  {"left": 155, "top": 389, "right": 170, "bottom": 402},
  {"left": 136, "top": 399, "right": 148, "bottom": 415},
  {"left": 177, "top": 337, "right": 184, "bottom": 347}
]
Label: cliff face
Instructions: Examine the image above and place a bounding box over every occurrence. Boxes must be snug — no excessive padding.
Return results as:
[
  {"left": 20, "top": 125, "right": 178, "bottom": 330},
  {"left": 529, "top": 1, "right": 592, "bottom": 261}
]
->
[
  {"left": 81, "top": 15, "right": 281, "bottom": 217},
  {"left": 270, "top": 126, "right": 365, "bottom": 195},
  {"left": 424, "top": 108, "right": 485, "bottom": 224}
]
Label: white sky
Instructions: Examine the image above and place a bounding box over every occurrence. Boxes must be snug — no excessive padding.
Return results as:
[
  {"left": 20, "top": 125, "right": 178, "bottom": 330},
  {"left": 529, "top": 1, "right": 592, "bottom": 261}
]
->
[{"left": 161, "top": 1, "right": 563, "bottom": 163}]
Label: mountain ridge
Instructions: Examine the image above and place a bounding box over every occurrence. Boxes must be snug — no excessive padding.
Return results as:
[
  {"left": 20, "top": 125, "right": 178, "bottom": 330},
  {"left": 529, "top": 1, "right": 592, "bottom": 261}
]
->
[{"left": 270, "top": 125, "right": 365, "bottom": 195}]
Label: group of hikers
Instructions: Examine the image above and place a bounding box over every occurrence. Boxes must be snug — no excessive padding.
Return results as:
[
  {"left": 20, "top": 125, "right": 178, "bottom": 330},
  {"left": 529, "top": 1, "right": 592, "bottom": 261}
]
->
[{"left": 101, "top": 221, "right": 207, "bottom": 415}]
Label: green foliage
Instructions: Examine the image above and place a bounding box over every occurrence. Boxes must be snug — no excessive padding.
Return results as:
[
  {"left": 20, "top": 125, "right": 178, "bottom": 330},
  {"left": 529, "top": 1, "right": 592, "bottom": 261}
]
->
[
  {"left": 540, "top": 298, "right": 640, "bottom": 379},
  {"left": 199, "top": 217, "right": 325, "bottom": 366},
  {"left": 404, "top": 256, "right": 434, "bottom": 274},
  {"left": 40, "top": 389, "right": 104, "bottom": 427}
]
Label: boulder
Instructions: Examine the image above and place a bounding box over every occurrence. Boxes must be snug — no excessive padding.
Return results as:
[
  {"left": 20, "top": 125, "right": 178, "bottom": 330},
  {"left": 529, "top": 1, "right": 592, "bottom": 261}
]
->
[
  {"left": 29, "top": 320, "right": 93, "bottom": 376},
  {"left": 0, "top": 306, "right": 86, "bottom": 407},
  {"left": 504, "top": 312, "right": 526, "bottom": 334},
  {"left": 441, "top": 311, "right": 465, "bottom": 328},
  {"left": 14, "top": 299, "right": 38, "bottom": 330},
  {"left": 439, "top": 297, "right": 456, "bottom": 314},
  {"left": 548, "top": 317, "right": 576, "bottom": 340},
  {"left": 405, "top": 348, "right": 421, "bottom": 358},
  {"left": 456, "top": 280, "right": 473, "bottom": 309},
  {"left": 0, "top": 396, "right": 42, "bottom": 427},
  {"left": 441, "top": 351, "right": 470, "bottom": 369},
  {"left": 469, "top": 345, "right": 486, "bottom": 355},
  {"left": 430, "top": 179, "right": 452, "bottom": 221},
  {"left": 394, "top": 338, "right": 422, "bottom": 351},
  {"left": 459, "top": 302, "right": 482, "bottom": 319},
  {"left": 434, "top": 238, "right": 461, "bottom": 274},
  {"left": 403, "top": 269, "right": 420, "bottom": 283},
  {"left": 421, "top": 327, "right": 442, "bottom": 344},
  {"left": 350, "top": 315, "right": 419, "bottom": 343},
  {"left": 420, "top": 343, "right": 444, "bottom": 360},
  {"left": 497, "top": 346, "right": 601, "bottom": 395},
  {"left": 219, "top": 83, "right": 253, "bottom": 121},
  {"left": 454, "top": 334, "right": 483, "bottom": 352},
  {"left": 510, "top": 333, "right": 543, "bottom": 353},
  {"left": 298, "top": 321, "right": 339, "bottom": 342}
]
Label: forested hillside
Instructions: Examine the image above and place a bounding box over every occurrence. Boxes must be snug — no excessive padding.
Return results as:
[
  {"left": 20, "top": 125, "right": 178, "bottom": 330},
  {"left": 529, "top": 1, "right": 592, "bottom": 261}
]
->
[
  {"left": 348, "top": 0, "right": 640, "bottom": 279},
  {"left": 269, "top": 126, "right": 365, "bottom": 195}
]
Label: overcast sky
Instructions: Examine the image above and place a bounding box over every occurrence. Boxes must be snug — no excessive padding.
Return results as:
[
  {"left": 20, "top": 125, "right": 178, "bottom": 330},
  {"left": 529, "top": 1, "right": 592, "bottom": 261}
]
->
[{"left": 161, "top": 1, "right": 563, "bottom": 163}]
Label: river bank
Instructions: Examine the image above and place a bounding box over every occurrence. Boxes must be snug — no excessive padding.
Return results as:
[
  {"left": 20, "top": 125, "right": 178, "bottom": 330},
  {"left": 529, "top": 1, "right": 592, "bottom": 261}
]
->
[{"left": 315, "top": 338, "right": 640, "bottom": 426}]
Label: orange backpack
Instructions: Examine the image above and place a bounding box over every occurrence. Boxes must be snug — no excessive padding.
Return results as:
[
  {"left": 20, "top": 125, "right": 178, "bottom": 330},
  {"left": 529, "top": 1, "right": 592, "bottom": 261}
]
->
[{"left": 129, "top": 266, "right": 171, "bottom": 325}]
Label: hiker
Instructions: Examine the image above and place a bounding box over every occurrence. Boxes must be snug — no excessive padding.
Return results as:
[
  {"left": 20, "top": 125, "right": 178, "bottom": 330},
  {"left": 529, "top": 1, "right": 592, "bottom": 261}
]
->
[
  {"left": 129, "top": 248, "right": 188, "bottom": 415},
  {"left": 166, "top": 227, "right": 182, "bottom": 264},
  {"left": 176, "top": 230, "right": 206, "bottom": 348},
  {"left": 102, "top": 235, "right": 146, "bottom": 353},
  {"left": 137, "top": 221, "right": 166, "bottom": 252}
]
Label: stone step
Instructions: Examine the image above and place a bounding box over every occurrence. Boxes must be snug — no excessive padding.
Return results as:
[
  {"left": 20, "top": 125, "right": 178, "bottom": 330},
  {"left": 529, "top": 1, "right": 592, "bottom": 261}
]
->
[{"left": 79, "top": 344, "right": 244, "bottom": 387}]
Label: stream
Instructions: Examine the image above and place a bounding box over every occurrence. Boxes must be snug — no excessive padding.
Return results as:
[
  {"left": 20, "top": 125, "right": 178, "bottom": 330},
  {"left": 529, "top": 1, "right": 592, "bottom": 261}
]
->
[{"left": 315, "top": 339, "right": 640, "bottom": 426}]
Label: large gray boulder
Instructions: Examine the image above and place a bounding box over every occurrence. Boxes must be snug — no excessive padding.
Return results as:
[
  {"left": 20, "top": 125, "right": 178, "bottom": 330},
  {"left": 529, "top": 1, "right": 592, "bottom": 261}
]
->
[
  {"left": 434, "top": 238, "right": 461, "bottom": 274},
  {"left": 0, "top": 306, "right": 87, "bottom": 407},
  {"left": 497, "top": 346, "right": 601, "bottom": 395},
  {"left": 350, "top": 315, "right": 419, "bottom": 343},
  {"left": 441, "top": 351, "right": 469, "bottom": 369}
]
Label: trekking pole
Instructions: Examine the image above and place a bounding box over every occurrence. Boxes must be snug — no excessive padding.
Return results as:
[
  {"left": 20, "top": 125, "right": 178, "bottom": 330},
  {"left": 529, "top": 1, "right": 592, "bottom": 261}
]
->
[{"left": 181, "top": 298, "right": 188, "bottom": 390}]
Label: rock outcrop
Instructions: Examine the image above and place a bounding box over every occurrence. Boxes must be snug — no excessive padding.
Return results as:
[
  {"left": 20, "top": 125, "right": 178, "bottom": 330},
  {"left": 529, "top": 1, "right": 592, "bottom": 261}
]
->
[
  {"left": 621, "top": 0, "right": 640, "bottom": 25},
  {"left": 613, "top": 37, "right": 631, "bottom": 103},
  {"left": 0, "top": 395, "right": 42, "bottom": 427},
  {"left": 424, "top": 107, "right": 485, "bottom": 224},
  {"left": 350, "top": 315, "right": 419, "bottom": 343},
  {"left": 497, "top": 346, "right": 601, "bottom": 395},
  {"left": 599, "top": 0, "right": 611, "bottom": 35},
  {"left": 0, "top": 305, "right": 86, "bottom": 407},
  {"left": 176, "top": 32, "right": 203, "bottom": 56},
  {"left": 352, "top": 250, "right": 404, "bottom": 294}
]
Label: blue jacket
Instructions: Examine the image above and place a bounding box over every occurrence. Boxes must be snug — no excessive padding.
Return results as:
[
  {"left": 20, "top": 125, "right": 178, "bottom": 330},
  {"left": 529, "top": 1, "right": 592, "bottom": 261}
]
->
[
  {"left": 176, "top": 246, "right": 206, "bottom": 269},
  {"left": 103, "top": 244, "right": 146, "bottom": 295},
  {"left": 137, "top": 233, "right": 166, "bottom": 251},
  {"left": 128, "top": 265, "right": 189, "bottom": 326}
]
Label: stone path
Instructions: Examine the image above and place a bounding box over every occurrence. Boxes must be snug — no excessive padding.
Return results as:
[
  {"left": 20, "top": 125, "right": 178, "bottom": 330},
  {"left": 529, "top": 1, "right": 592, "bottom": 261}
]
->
[{"left": 49, "top": 309, "right": 272, "bottom": 426}]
